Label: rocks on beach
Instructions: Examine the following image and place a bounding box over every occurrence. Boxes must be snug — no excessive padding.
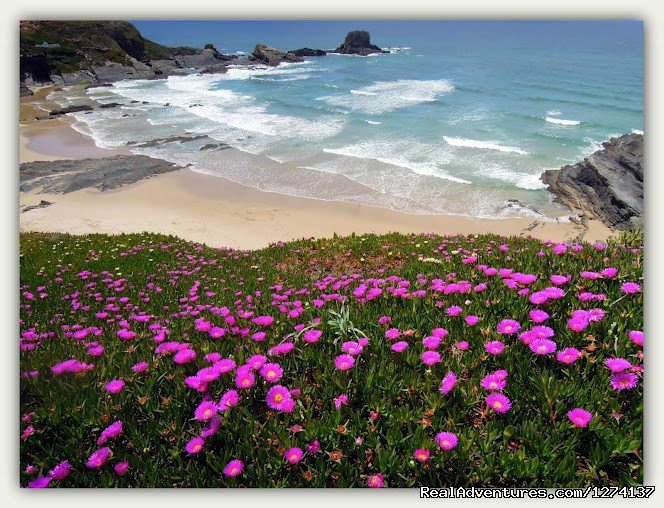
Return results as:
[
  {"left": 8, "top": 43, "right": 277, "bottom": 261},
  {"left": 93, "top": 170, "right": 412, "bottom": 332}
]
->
[
  {"left": 289, "top": 48, "right": 326, "bottom": 57},
  {"left": 541, "top": 133, "right": 643, "bottom": 231},
  {"left": 20, "top": 155, "right": 184, "bottom": 194}
]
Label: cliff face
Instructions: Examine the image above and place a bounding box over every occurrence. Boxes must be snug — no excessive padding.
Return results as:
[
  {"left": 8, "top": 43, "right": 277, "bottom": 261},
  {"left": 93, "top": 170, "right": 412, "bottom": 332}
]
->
[
  {"left": 19, "top": 21, "right": 232, "bottom": 85},
  {"left": 540, "top": 133, "right": 643, "bottom": 231}
]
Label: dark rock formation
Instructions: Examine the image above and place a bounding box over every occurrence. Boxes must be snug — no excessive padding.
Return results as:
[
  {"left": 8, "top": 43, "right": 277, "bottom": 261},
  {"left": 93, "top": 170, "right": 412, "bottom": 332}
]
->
[
  {"left": 332, "top": 30, "right": 387, "bottom": 56},
  {"left": 99, "top": 102, "right": 122, "bottom": 109},
  {"left": 289, "top": 48, "right": 326, "bottom": 57},
  {"left": 541, "top": 133, "right": 643, "bottom": 230},
  {"left": 20, "top": 155, "right": 184, "bottom": 193},
  {"left": 199, "top": 64, "right": 228, "bottom": 75},
  {"left": 250, "top": 44, "right": 304, "bottom": 66},
  {"left": 22, "top": 200, "right": 53, "bottom": 213},
  {"left": 127, "top": 134, "right": 207, "bottom": 148},
  {"left": 20, "top": 82, "right": 34, "bottom": 97},
  {"left": 200, "top": 142, "right": 231, "bottom": 151},
  {"left": 49, "top": 105, "right": 94, "bottom": 116}
]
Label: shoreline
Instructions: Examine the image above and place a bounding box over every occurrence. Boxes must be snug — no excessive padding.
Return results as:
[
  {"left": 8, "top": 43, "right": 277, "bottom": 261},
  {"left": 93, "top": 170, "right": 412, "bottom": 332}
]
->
[{"left": 19, "top": 90, "right": 614, "bottom": 250}]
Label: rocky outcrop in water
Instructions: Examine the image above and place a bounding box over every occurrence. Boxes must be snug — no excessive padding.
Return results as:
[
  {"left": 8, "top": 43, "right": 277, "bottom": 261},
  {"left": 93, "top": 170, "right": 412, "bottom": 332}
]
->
[
  {"left": 250, "top": 44, "right": 304, "bottom": 66},
  {"left": 540, "top": 133, "right": 643, "bottom": 231},
  {"left": 332, "top": 30, "right": 386, "bottom": 56},
  {"left": 289, "top": 47, "right": 326, "bottom": 57}
]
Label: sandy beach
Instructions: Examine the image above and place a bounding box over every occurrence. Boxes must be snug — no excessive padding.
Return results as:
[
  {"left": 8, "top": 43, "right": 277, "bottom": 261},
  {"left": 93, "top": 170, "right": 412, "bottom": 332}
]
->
[{"left": 19, "top": 89, "right": 613, "bottom": 250}]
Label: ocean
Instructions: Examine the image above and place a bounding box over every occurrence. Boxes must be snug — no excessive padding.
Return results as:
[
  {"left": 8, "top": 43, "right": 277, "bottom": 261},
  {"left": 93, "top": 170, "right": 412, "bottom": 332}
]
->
[{"left": 46, "top": 20, "right": 643, "bottom": 220}]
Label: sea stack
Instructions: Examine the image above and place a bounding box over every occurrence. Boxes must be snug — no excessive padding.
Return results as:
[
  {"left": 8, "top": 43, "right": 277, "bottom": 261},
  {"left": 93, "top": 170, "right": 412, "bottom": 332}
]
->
[
  {"left": 540, "top": 133, "right": 643, "bottom": 230},
  {"left": 332, "top": 30, "right": 387, "bottom": 56},
  {"left": 250, "top": 44, "right": 304, "bottom": 66}
]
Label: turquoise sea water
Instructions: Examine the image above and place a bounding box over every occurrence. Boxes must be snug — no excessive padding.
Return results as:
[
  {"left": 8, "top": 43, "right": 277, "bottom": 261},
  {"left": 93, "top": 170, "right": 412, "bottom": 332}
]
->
[{"left": 50, "top": 21, "right": 643, "bottom": 219}]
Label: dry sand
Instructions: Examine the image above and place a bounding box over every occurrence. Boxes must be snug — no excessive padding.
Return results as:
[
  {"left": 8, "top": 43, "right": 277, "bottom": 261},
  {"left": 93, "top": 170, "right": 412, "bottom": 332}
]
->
[{"left": 19, "top": 89, "right": 614, "bottom": 250}]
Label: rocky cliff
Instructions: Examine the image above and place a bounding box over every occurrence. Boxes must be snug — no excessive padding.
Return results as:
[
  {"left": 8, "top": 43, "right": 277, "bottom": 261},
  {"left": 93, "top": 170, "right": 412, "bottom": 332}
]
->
[
  {"left": 20, "top": 21, "right": 235, "bottom": 86},
  {"left": 540, "top": 133, "right": 643, "bottom": 230}
]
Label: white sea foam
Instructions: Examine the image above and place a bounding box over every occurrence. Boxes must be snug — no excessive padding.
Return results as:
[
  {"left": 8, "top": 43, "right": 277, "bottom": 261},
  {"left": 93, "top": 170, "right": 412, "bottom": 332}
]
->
[
  {"left": 632, "top": 129, "right": 644, "bottom": 135},
  {"left": 545, "top": 116, "right": 580, "bottom": 126},
  {"left": 475, "top": 162, "right": 546, "bottom": 190},
  {"left": 443, "top": 136, "right": 529, "bottom": 155},
  {"left": 365, "top": 120, "right": 382, "bottom": 125},
  {"left": 323, "top": 140, "right": 470, "bottom": 184},
  {"left": 546, "top": 110, "right": 562, "bottom": 116},
  {"left": 319, "top": 79, "right": 454, "bottom": 114}
]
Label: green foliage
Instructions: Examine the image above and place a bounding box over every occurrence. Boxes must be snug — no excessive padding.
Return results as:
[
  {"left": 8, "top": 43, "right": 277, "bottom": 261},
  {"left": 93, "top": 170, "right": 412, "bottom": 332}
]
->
[{"left": 19, "top": 231, "right": 643, "bottom": 487}]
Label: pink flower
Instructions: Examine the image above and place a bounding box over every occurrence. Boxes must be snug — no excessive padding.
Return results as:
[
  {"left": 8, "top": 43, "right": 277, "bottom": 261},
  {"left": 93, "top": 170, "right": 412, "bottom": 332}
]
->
[
  {"left": 259, "top": 363, "right": 284, "bottom": 383},
  {"left": 334, "top": 354, "right": 355, "bottom": 371},
  {"left": 342, "top": 341, "right": 363, "bottom": 356},
  {"left": 131, "top": 361, "right": 148, "bottom": 373},
  {"left": 465, "top": 315, "right": 480, "bottom": 326},
  {"left": 173, "top": 348, "right": 196, "bottom": 364},
  {"left": 87, "top": 447, "right": 112, "bottom": 468},
  {"left": 391, "top": 341, "right": 409, "bottom": 352},
  {"left": 604, "top": 358, "right": 632, "bottom": 373},
  {"left": 610, "top": 372, "right": 639, "bottom": 391},
  {"left": 266, "top": 385, "right": 292, "bottom": 410},
  {"left": 421, "top": 351, "right": 441, "bottom": 366},
  {"left": 98, "top": 420, "right": 123, "bottom": 444},
  {"left": 28, "top": 477, "right": 52, "bottom": 488},
  {"left": 367, "top": 473, "right": 384, "bottom": 488},
  {"left": 480, "top": 374, "right": 506, "bottom": 391},
  {"left": 439, "top": 371, "right": 457, "bottom": 394},
  {"left": 307, "top": 439, "right": 321, "bottom": 453},
  {"left": 104, "top": 379, "right": 125, "bottom": 394},
  {"left": 303, "top": 329, "right": 322, "bottom": 343},
  {"left": 629, "top": 330, "right": 643, "bottom": 346},
  {"left": 269, "top": 342, "right": 295, "bottom": 356},
  {"left": 456, "top": 341, "right": 469, "bottom": 351},
  {"left": 435, "top": 432, "right": 458, "bottom": 450},
  {"left": 235, "top": 370, "right": 255, "bottom": 389},
  {"left": 486, "top": 393, "right": 512, "bottom": 413},
  {"left": 557, "top": 347, "right": 581, "bottom": 364},
  {"left": 114, "top": 461, "right": 129, "bottom": 475},
  {"left": 567, "top": 408, "right": 593, "bottom": 428},
  {"left": 431, "top": 328, "right": 449, "bottom": 338},
  {"left": 219, "top": 389, "right": 240, "bottom": 410},
  {"left": 485, "top": 341, "right": 505, "bottom": 355},
  {"left": 422, "top": 336, "right": 441, "bottom": 349},
  {"left": 378, "top": 316, "right": 392, "bottom": 325},
  {"left": 621, "top": 282, "right": 641, "bottom": 294},
  {"left": 214, "top": 358, "right": 236, "bottom": 373},
  {"left": 284, "top": 447, "right": 303, "bottom": 464},
  {"left": 385, "top": 328, "right": 401, "bottom": 340},
  {"left": 413, "top": 448, "right": 430, "bottom": 462},
  {"left": 49, "top": 460, "right": 72, "bottom": 480},
  {"left": 185, "top": 436, "right": 205, "bottom": 454},
  {"left": 334, "top": 393, "right": 349, "bottom": 409},
  {"left": 247, "top": 354, "right": 268, "bottom": 370},
  {"left": 194, "top": 400, "right": 218, "bottom": 421},
  {"left": 252, "top": 315, "right": 275, "bottom": 326},
  {"left": 529, "top": 339, "right": 557, "bottom": 355},
  {"left": 223, "top": 459, "right": 244, "bottom": 478},
  {"left": 497, "top": 319, "right": 521, "bottom": 335}
]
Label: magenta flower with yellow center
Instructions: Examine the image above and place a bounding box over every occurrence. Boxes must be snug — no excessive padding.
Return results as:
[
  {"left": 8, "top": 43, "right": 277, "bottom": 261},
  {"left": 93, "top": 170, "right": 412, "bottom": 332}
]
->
[
  {"left": 87, "top": 447, "right": 112, "bottom": 468},
  {"left": 284, "top": 447, "right": 303, "bottom": 464},
  {"left": 486, "top": 393, "right": 512, "bottom": 413},
  {"left": 334, "top": 354, "right": 355, "bottom": 371},
  {"left": 413, "top": 448, "right": 430, "bottom": 462},
  {"left": 435, "top": 432, "right": 458, "bottom": 451},
  {"left": 266, "top": 385, "right": 292, "bottom": 410},
  {"left": 104, "top": 379, "right": 125, "bottom": 394},
  {"left": 223, "top": 459, "right": 244, "bottom": 478},
  {"left": 194, "top": 400, "right": 218, "bottom": 421},
  {"left": 185, "top": 436, "right": 204, "bottom": 455},
  {"left": 259, "top": 362, "right": 283, "bottom": 383},
  {"left": 367, "top": 473, "right": 384, "bottom": 488},
  {"left": 529, "top": 338, "right": 557, "bottom": 355}
]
